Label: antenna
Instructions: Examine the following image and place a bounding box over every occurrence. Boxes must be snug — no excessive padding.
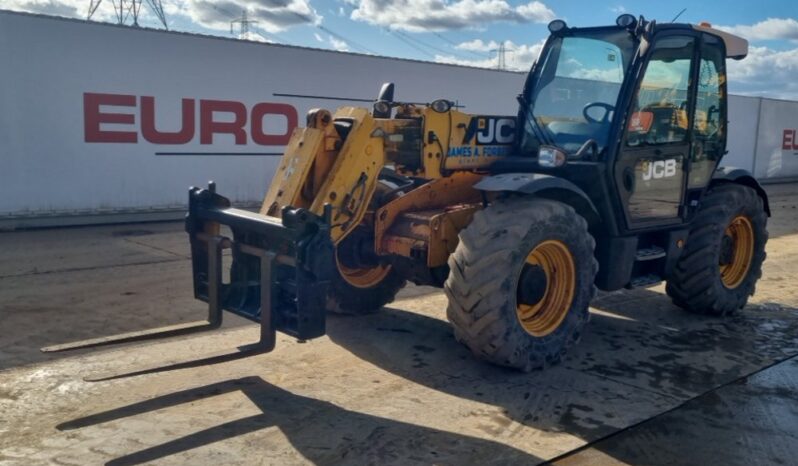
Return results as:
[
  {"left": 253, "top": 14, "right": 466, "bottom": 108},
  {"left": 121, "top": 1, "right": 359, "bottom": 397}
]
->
[
  {"left": 671, "top": 8, "right": 687, "bottom": 23},
  {"left": 87, "top": 0, "right": 168, "bottom": 29},
  {"left": 231, "top": 9, "right": 259, "bottom": 39}
]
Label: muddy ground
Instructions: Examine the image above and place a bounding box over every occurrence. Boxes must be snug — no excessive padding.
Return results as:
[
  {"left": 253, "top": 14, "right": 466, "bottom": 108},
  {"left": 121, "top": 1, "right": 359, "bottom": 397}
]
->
[{"left": 1, "top": 183, "right": 798, "bottom": 465}]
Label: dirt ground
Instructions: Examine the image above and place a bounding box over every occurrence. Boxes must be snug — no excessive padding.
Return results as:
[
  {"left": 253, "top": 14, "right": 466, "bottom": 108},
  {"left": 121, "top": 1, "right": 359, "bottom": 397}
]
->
[{"left": 1, "top": 183, "right": 798, "bottom": 465}]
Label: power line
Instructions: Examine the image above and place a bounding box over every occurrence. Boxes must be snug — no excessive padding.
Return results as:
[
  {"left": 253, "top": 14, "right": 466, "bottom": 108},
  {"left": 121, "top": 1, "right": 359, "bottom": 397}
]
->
[
  {"left": 434, "top": 31, "right": 492, "bottom": 58},
  {"left": 394, "top": 30, "right": 457, "bottom": 57},
  {"left": 319, "top": 24, "right": 377, "bottom": 54},
  {"left": 671, "top": 8, "right": 687, "bottom": 23},
  {"left": 289, "top": 11, "right": 377, "bottom": 54},
  {"left": 388, "top": 30, "right": 435, "bottom": 58}
]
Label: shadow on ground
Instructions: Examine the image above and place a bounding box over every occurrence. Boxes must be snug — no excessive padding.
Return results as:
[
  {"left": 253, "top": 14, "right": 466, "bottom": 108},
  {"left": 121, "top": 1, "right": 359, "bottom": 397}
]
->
[
  {"left": 54, "top": 287, "right": 798, "bottom": 465},
  {"left": 57, "top": 376, "right": 541, "bottom": 466}
]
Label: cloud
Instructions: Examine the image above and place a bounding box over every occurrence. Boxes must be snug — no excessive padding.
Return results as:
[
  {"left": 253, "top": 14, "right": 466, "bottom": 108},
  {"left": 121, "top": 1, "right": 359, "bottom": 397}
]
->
[
  {"left": 313, "top": 32, "right": 348, "bottom": 51},
  {"left": 727, "top": 45, "right": 798, "bottom": 99},
  {"left": 7, "top": 0, "right": 321, "bottom": 32},
  {"left": 456, "top": 39, "right": 499, "bottom": 52},
  {"left": 610, "top": 5, "right": 626, "bottom": 14},
  {"left": 178, "top": 0, "right": 322, "bottom": 33},
  {"left": 717, "top": 18, "right": 798, "bottom": 42},
  {"left": 8, "top": 0, "right": 174, "bottom": 25},
  {"left": 436, "top": 39, "right": 544, "bottom": 70},
  {"left": 350, "top": 0, "right": 555, "bottom": 32},
  {"left": 328, "top": 35, "right": 349, "bottom": 51},
  {"left": 4, "top": 0, "right": 79, "bottom": 18}
]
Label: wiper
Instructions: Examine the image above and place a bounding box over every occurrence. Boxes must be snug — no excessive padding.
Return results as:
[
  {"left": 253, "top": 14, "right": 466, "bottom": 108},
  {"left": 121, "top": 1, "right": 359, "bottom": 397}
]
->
[{"left": 517, "top": 94, "right": 553, "bottom": 147}]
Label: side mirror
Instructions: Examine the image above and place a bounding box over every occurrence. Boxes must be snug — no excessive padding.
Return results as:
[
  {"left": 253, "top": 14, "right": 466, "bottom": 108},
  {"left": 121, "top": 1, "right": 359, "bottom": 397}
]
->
[
  {"left": 376, "top": 82, "right": 395, "bottom": 102},
  {"left": 374, "top": 82, "right": 395, "bottom": 118}
]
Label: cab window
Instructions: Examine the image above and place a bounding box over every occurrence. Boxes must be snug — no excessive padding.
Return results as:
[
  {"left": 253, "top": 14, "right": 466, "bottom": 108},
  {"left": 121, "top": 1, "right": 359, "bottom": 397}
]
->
[
  {"left": 689, "top": 34, "right": 725, "bottom": 188},
  {"left": 627, "top": 36, "right": 695, "bottom": 147}
]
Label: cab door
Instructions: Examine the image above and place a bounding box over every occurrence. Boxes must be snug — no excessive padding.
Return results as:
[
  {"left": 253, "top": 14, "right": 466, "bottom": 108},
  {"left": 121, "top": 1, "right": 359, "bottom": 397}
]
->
[{"left": 614, "top": 34, "right": 697, "bottom": 230}]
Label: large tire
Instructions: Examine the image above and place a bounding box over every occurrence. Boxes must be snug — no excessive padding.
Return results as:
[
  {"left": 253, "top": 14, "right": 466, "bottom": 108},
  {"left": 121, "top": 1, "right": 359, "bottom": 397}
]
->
[
  {"left": 327, "top": 179, "right": 407, "bottom": 315},
  {"left": 666, "top": 184, "right": 767, "bottom": 315},
  {"left": 327, "top": 258, "right": 406, "bottom": 315},
  {"left": 445, "top": 198, "right": 598, "bottom": 372}
]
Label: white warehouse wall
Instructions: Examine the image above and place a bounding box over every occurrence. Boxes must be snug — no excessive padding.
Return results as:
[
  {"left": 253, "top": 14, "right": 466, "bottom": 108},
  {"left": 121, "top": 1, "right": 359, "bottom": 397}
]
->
[
  {"left": 1, "top": 10, "right": 796, "bottom": 226},
  {"left": 0, "top": 10, "right": 524, "bottom": 221}
]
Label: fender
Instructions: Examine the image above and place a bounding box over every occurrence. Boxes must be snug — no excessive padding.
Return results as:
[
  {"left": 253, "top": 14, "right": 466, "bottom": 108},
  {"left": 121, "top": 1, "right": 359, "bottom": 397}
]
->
[
  {"left": 711, "top": 167, "right": 770, "bottom": 216},
  {"left": 474, "top": 173, "right": 600, "bottom": 225}
]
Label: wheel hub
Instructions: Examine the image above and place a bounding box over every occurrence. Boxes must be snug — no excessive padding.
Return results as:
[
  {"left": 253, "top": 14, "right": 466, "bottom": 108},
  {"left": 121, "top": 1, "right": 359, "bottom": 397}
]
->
[
  {"left": 719, "top": 215, "right": 754, "bottom": 289},
  {"left": 516, "top": 240, "right": 576, "bottom": 337},
  {"left": 719, "top": 234, "right": 734, "bottom": 265},
  {"left": 517, "top": 264, "right": 548, "bottom": 306}
]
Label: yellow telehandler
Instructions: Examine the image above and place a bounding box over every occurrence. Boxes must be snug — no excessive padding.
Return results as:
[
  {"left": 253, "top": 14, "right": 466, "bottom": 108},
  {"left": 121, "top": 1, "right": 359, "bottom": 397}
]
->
[{"left": 48, "top": 15, "right": 769, "bottom": 371}]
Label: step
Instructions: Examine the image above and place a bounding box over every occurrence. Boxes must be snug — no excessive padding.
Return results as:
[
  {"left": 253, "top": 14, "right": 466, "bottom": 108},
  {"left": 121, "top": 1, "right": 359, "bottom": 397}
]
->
[
  {"left": 627, "top": 274, "right": 663, "bottom": 288},
  {"left": 635, "top": 246, "right": 666, "bottom": 261}
]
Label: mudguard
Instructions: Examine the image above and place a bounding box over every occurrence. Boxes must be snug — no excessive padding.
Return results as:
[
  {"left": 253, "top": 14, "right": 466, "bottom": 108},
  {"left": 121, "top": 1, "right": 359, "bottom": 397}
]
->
[
  {"left": 711, "top": 167, "right": 770, "bottom": 216},
  {"left": 474, "top": 173, "right": 600, "bottom": 224}
]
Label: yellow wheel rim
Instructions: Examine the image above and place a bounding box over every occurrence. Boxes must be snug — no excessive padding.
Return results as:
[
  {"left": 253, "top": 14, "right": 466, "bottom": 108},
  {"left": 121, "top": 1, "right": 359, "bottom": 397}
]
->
[
  {"left": 719, "top": 215, "right": 754, "bottom": 289},
  {"left": 516, "top": 240, "right": 576, "bottom": 337},
  {"left": 336, "top": 252, "right": 392, "bottom": 289}
]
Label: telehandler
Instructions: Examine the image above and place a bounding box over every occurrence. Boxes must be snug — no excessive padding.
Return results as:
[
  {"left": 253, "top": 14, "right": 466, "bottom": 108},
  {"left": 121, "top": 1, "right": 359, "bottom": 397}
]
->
[{"left": 48, "top": 15, "right": 769, "bottom": 371}]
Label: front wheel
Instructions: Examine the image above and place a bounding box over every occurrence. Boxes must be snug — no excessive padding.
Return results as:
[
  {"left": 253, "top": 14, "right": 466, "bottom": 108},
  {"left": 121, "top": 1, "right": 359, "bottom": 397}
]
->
[
  {"left": 445, "top": 198, "right": 598, "bottom": 371},
  {"left": 326, "top": 252, "right": 406, "bottom": 315},
  {"left": 666, "top": 183, "right": 768, "bottom": 315}
]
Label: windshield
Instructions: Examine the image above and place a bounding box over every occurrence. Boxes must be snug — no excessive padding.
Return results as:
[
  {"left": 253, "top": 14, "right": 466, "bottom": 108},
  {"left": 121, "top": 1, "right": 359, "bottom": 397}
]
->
[{"left": 521, "top": 29, "right": 637, "bottom": 155}]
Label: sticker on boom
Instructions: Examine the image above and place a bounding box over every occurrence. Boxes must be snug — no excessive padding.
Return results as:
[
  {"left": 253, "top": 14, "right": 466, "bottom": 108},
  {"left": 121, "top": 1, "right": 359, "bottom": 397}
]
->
[{"left": 462, "top": 116, "right": 515, "bottom": 145}]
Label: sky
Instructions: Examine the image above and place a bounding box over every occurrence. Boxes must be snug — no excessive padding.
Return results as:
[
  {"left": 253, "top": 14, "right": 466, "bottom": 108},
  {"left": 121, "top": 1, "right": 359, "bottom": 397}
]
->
[{"left": 5, "top": 0, "right": 798, "bottom": 99}]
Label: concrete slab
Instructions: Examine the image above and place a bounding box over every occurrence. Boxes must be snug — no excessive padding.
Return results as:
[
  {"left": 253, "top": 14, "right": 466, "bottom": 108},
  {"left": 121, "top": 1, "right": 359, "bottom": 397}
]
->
[
  {"left": 0, "top": 295, "right": 678, "bottom": 465},
  {"left": 553, "top": 355, "right": 798, "bottom": 466},
  {"left": 0, "top": 182, "right": 797, "bottom": 465},
  {"left": 0, "top": 222, "right": 185, "bottom": 278},
  {"left": 565, "top": 288, "right": 798, "bottom": 399}
]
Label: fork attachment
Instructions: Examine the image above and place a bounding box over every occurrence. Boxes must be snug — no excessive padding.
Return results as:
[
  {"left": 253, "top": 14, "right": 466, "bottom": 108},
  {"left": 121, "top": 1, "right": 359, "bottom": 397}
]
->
[
  {"left": 42, "top": 182, "right": 334, "bottom": 354},
  {"left": 186, "top": 182, "right": 334, "bottom": 346}
]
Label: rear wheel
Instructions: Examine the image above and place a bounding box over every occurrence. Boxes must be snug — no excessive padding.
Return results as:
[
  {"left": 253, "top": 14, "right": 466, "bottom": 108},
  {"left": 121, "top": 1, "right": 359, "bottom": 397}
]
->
[
  {"left": 445, "top": 198, "right": 597, "bottom": 371},
  {"left": 666, "top": 184, "right": 767, "bottom": 315}
]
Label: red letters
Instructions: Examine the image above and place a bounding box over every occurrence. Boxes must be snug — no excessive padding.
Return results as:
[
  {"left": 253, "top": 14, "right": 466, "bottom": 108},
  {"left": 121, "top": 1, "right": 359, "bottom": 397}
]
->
[
  {"left": 783, "top": 129, "right": 797, "bottom": 151},
  {"left": 141, "top": 96, "right": 195, "bottom": 144},
  {"left": 84, "top": 92, "right": 299, "bottom": 146},
  {"left": 200, "top": 100, "right": 247, "bottom": 145},
  {"left": 251, "top": 103, "right": 298, "bottom": 146},
  {"left": 84, "top": 93, "right": 137, "bottom": 143}
]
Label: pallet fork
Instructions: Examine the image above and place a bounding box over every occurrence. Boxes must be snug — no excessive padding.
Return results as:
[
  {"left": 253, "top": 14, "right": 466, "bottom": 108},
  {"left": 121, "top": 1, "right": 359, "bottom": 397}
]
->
[{"left": 42, "top": 182, "right": 334, "bottom": 364}]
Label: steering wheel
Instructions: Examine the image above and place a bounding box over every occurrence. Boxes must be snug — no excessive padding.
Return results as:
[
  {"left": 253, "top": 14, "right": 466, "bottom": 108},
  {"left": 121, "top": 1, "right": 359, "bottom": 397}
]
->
[{"left": 583, "top": 102, "right": 615, "bottom": 124}]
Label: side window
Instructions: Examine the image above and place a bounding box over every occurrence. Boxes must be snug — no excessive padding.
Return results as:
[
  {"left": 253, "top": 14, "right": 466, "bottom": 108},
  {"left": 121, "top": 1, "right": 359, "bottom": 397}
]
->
[
  {"left": 690, "top": 35, "right": 725, "bottom": 188},
  {"left": 626, "top": 36, "right": 695, "bottom": 147}
]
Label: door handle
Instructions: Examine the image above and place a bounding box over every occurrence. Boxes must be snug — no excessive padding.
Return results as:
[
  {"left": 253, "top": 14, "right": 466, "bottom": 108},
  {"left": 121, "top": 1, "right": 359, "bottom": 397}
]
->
[{"left": 623, "top": 167, "right": 635, "bottom": 193}]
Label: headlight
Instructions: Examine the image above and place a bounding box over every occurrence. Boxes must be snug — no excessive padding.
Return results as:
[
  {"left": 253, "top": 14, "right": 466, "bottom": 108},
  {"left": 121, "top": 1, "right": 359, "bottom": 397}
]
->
[
  {"left": 538, "top": 146, "right": 567, "bottom": 167},
  {"left": 616, "top": 14, "right": 637, "bottom": 28},
  {"left": 373, "top": 100, "right": 392, "bottom": 117},
  {"left": 430, "top": 99, "right": 452, "bottom": 113},
  {"left": 548, "top": 19, "right": 567, "bottom": 33}
]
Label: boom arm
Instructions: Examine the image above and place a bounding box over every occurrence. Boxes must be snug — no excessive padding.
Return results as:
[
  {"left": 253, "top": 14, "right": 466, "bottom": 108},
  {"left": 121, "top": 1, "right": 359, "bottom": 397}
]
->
[{"left": 261, "top": 107, "right": 386, "bottom": 245}]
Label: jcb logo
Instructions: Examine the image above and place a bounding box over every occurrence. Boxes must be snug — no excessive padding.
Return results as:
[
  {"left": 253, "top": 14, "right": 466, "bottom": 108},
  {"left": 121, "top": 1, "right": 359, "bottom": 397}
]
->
[
  {"left": 642, "top": 159, "right": 678, "bottom": 181},
  {"left": 463, "top": 116, "right": 515, "bottom": 145}
]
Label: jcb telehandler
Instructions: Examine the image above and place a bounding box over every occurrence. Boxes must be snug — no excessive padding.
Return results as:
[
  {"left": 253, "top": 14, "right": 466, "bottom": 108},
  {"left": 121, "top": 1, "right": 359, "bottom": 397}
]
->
[{"left": 48, "top": 15, "right": 769, "bottom": 371}]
